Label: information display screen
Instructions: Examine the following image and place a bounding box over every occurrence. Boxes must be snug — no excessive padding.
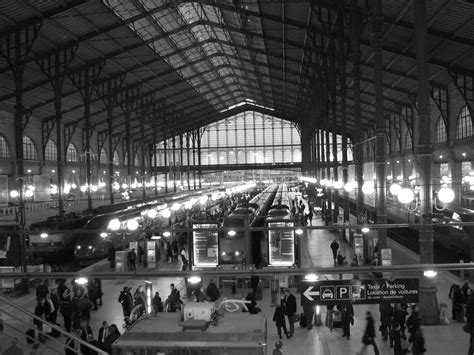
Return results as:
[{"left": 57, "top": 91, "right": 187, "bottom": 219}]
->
[
  {"left": 268, "top": 221, "right": 294, "bottom": 266},
  {"left": 193, "top": 223, "right": 219, "bottom": 267}
]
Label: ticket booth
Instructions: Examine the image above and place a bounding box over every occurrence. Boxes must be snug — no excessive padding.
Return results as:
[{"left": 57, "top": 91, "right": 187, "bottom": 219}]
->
[
  {"left": 147, "top": 241, "right": 157, "bottom": 269},
  {"left": 353, "top": 234, "right": 364, "bottom": 265},
  {"left": 115, "top": 251, "right": 125, "bottom": 272}
]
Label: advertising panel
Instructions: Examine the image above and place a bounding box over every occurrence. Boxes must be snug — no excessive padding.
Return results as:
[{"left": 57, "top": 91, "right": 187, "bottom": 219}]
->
[
  {"left": 193, "top": 223, "right": 218, "bottom": 267},
  {"left": 268, "top": 221, "right": 295, "bottom": 266}
]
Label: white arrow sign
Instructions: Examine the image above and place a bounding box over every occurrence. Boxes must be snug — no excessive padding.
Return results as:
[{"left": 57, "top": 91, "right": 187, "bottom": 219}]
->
[{"left": 303, "top": 286, "right": 320, "bottom": 301}]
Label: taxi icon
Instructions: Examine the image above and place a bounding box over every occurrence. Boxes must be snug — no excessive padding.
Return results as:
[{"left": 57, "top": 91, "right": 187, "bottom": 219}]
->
[{"left": 321, "top": 288, "right": 334, "bottom": 300}]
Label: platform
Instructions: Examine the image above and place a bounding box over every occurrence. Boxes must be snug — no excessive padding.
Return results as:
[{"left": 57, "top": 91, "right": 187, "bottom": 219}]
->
[{"left": 0, "top": 213, "right": 471, "bottom": 354}]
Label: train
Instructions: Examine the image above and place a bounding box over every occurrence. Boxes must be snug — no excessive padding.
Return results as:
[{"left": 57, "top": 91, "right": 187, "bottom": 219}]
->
[
  {"left": 72, "top": 187, "right": 237, "bottom": 263},
  {"left": 220, "top": 184, "right": 279, "bottom": 267},
  {"left": 27, "top": 212, "right": 94, "bottom": 262},
  {"left": 265, "top": 184, "right": 297, "bottom": 267}
]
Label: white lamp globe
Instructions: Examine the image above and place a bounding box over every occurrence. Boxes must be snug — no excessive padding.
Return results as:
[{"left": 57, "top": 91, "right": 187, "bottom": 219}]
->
[
  {"left": 10, "top": 190, "right": 19, "bottom": 198},
  {"left": 389, "top": 183, "right": 402, "bottom": 196},
  {"left": 362, "top": 182, "right": 374, "bottom": 195},
  {"left": 437, "top": 187, "right": 455, "bottom": 204},
  {"left": 161, "top": 209, "right": 171, "bottom": 218},
  {"left": 126, "top": 219, "right": 139, "bottom": 231},
  {"left": 398, "top": 188, "right": 415, "bottom": 204},
  {"left": 333, "top": 181, "right": 343, "bottom": 189},
  {"left": 147, "top": 209, "right": 157, "bottom": 219},
  {"left": 108, "top": 218, "right": 121, "bottom": 231},
  {"left": 25, "top": 189, "right": 34, "bottom": 198}
]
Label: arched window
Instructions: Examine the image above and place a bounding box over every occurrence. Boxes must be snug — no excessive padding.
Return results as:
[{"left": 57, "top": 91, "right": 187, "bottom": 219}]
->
[
  {"left": 134, "top": 154, "right": 140, "bottom": 167},
  {"left": 455, "top": 106, "right": 473, "bottom": 140},
  {"left": 113, "top": 150, "right": 120, "bottom": 165},
  {"left": 44, "top": 140, "right": 57, "bottom": 161},
  {"left": 0, "top": 135, "right": 10, "bottom": 158},
  {"left": 293, "top": 149, "right": 301, "bottom": 163},
  {"left": 405, "top": 130, "right": 413, "bottom": 150},
  {"left": 66, "top": 143, "right": 78, "bottom": 162},
  {"left": 434, "top": 117, "right": 447, "bottom": 144},
  {"left": 23, "top": 136, "right": 38, "bottom": 160},
  {"left": 99, "top": 148, "right": 108, "bottom": 165}
]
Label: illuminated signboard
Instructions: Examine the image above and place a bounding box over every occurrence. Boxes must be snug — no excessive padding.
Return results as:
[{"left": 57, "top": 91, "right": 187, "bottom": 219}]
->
[
  {"left": 268, "top": 221, "right": 295, "bottom": 266},
  {"left": 193, "top": 223, "right": 219, "bottom": 267}
]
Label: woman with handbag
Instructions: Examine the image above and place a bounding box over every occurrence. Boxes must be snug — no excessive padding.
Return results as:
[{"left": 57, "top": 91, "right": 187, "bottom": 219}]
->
[{"left": 356, "top": 311, "right": 380, "bottom": 355}]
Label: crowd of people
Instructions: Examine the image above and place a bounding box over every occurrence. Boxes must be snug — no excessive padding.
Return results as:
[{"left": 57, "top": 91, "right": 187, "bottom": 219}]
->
[{"left": 29, "top": 278, "right": 120, "bottom": 355}]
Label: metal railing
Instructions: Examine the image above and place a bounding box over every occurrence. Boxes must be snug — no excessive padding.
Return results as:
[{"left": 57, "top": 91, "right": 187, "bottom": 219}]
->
[{"left": 0, "top": 295, "right": 107, "bottom": 355}]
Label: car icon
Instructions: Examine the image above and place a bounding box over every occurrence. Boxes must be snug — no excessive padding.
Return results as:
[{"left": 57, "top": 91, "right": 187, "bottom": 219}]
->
[
  {"left": 352, "top": 290, "right": 361, "bottom": 298},
  {"left": 321, "top": 289, "right": 334, "bottom": 299}
]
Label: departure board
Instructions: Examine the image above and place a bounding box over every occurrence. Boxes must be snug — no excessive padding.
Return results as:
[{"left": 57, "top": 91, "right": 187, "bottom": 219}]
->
[
  {"left": 268, "top": 221, "right": 295, "bottom": 266},
  {"left": 193, "top": 223, "right": 219, "bottom": 267}
]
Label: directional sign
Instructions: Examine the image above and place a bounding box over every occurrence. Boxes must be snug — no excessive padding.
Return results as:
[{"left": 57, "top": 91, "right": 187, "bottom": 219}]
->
[{"left": 300, "top": 278, "right": 419, "bottom": 306}]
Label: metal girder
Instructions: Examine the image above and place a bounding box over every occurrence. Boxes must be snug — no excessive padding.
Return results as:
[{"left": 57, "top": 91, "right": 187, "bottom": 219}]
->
[
  {"left": 395, "top": 102, "right": 414, "bottom": 137},
  {"left": 42, "top": 116, "right": 55, "bottom": 153},
  {"left": 132, "top": 139, "right": 141, "bottom": 164},
  {"left": 447, "top": 70, "right": 474, "bottom": 121},
  {"left": 98, "top": 129, "right": 108, "bottom": 152},
  {"left": 0, "top": 20, "right": 42, "bottom": 75},
  {"left": 35, "top": 44, "right": 78, "bottom": 92},
  {"left": 112, "top": 132, "right": 122, "bottom": 153},
  {"left": 429, "top": 83, "right": 449, "bottom": 131},
  {"left": 3, "top": 1, "right": 87, "bottom": 33},
  {"left": 64, "top": 120, "right": 78, "bottom": 152},
  {"left": 69, "top": 60, "right": 105, "bottom": 102}
]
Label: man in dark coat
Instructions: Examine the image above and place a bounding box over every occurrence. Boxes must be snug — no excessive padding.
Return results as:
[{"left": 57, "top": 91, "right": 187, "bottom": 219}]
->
[
  {"left": 282, "top": 289, "right": 297, "bottom": 336},
  {"left": 165, "top": 283, "right": 183, "bottom": 312},
  {"left": 379, "top": 301, "right": 394, "bottom": 341},
  {"left": 36, "top": 280, "right": 49, "bottom": 299},
  {"left": 466, "top": 290, "right": 474, "bottom": 354},
  {"left": 406, "top": 305, "right": 421, "bottom": 343},
  {"left": 127, "top": 248, "right": 137, "bottom": 271},
  {"left": 205, "top": 279, "right": 220, "bottom": 302},
  {"left": 108, "top": 245, "right": 116, "bottom": 268},
  {"left": 60, "top": 289, "right": 73, "bottom": 332},
  {"left": 356, "top": 311, "right": 379, "bottom": 355},
  {"left": 118, "top": 287, "right": 133, "bottom": 317},
  {"left": 342, "top": 302, "right": 354, "bottom": 339},
  {"left": 330, "top": 239, "right": 339, "bottom": 262},
  {"left": 273, "top": 302, "right": 289, "bottom": 339}
]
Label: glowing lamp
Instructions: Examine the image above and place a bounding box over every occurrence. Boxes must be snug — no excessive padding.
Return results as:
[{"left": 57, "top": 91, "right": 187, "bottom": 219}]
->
[
  {"left": 147, "top": 209, "right": 157, "bottom": 219},
  {"left": 126, "top": 219, "right": 139, "bottom": 231},
  {"left": 40, "top": 233, "right": 48, "bottom": 239},
  {"left": 437, "top": 187, "right": 455, "bottom": 204},
  {"left": 228, "top": 230, "right": 236, "bottom": 237},
  {"left": 389, "top": 183, "right": 402, "bottom": 196},
  {"left": 397, "top": 188, "right": 415, "bottom": 204},
  {"left": 10, "top": 190, "right": 19, "bottom": 198},
  {"left": 108, "top": 218, "right": 121, "bottom": 231},
  {"left": 161, "top": 209, "right": 171, "bottom": 218}
]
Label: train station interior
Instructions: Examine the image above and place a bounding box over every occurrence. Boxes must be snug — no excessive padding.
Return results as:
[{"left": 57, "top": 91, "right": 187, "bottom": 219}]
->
[{"left": 0, "top": 0, "right": 474, "bottom": 354}]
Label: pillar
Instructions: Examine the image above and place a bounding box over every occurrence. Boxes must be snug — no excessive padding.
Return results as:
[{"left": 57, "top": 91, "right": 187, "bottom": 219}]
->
[{"left": 415, "top": 0, "right": 438, "bottom": 324}]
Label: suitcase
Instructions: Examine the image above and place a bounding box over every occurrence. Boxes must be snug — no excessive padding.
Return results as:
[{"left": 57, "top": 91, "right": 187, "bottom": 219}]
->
[{"left": 332, "top": 311, "right": 342, "bottom": 329}]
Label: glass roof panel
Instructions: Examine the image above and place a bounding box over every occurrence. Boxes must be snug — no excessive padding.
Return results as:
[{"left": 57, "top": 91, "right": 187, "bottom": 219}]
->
[{"left": 103, "top": 0, "right": 268, "bottom": 112}]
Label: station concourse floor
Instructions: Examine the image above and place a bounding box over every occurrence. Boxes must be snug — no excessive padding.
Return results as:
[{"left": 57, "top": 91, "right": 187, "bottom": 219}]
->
[{"left": 0, "top": 217, "right": 471, "bottom": 354}]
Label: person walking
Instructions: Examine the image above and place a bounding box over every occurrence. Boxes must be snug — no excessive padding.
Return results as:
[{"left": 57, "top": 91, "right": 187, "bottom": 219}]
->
[
  {"left": 165, "top": 283, "right": 183, "bottom": 312},
  {"left": 379, "top": 301, "right": 394, "bottom": 341},
  {"left": 406, "top": 305, "right": 421, "bottom": 343},
  {"left": 205, "top": 279, "right": 220, "bottom": 301},
  {"left": 341, "top": 302, "right": 354, "bottom": 339},
  {"left": 356, "top": 311, "right": 380, "bottom": 355},
  {"left": 272, "top": 340, "right": 284, "bottom": 355},
  {"left": 108, "top": 245, "right": 116, "bottom": 268},
  {"left": 151, "top": 292, "right": 163, "bottom": 314},
  {"left": 60, "top": 288, "right": 73, "bottom": 332},
  {"left": 393, "top": 304, "right": 407, "bottom": 338},
  {"left": 466, "top": 290, "right": 474, "bottom": 355},
  {"left": 282, "top": 289, "right": 297, "bottom": 337},
  {"left": 118, "top": 287, "right": 133, "bottom": 317},
  {"left": 411, "top": 328, "right": 426, "bottom": 355},
  {"left": 390, "top": 322, "right": 408, "bottom": 355},
  {"left": 330, "top": 239, "right": 339, "bottom": 262},
  {"left": 134, "top": 285, "right": 147, "bottom": 315},
  {"left": 127, "top": 248, "right": 137, "bottom": 271},
  {"left": 272, "top": 303, "right": 290, "bottom": 339}
]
